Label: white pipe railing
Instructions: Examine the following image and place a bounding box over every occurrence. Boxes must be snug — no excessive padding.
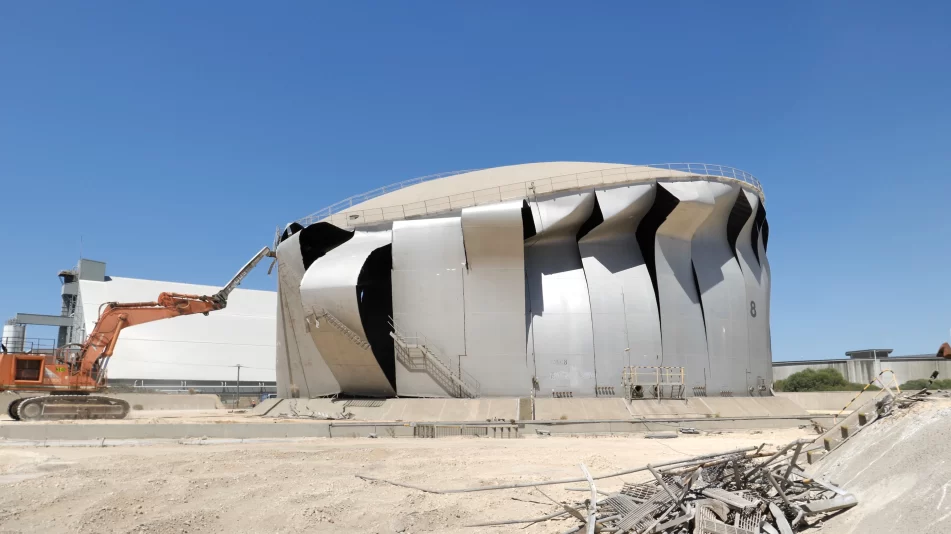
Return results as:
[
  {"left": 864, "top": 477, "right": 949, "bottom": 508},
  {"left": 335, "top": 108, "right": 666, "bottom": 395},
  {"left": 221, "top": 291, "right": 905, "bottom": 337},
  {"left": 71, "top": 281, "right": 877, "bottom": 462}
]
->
[
  {"left": 293, "top": 163, "right": 763, "bottom": 230},
  {"left": 296, "top": 169, "right": 480, "bottom": 227}
]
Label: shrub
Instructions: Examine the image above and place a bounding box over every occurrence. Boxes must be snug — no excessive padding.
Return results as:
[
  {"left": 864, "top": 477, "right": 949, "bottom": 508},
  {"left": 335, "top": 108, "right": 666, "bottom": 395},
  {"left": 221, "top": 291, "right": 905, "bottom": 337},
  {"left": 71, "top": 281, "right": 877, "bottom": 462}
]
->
[
  {"left": 900, "top": 378, "right": 951, "bottom": 390},
  {"left": 774, "top": 368, "right": 876, "bottom": 392},
  {"left": 132, "top": 404, "right": 144, "bottom": 411}
]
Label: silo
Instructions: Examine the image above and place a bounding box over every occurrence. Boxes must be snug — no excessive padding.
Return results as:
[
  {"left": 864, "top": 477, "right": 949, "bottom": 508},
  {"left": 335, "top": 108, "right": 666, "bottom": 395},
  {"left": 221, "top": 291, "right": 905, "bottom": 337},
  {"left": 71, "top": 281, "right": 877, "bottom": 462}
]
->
[{"left": 2, "top": 321, "right": 26, "bottom": 353}]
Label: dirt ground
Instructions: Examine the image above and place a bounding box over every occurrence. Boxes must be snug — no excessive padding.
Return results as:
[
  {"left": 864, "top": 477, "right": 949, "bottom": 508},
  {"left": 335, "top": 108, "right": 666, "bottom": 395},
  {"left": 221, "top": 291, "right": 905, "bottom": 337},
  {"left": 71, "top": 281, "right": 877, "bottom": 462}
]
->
[{"left": 0, "top": 428, "right": 810, "bottom": 534}]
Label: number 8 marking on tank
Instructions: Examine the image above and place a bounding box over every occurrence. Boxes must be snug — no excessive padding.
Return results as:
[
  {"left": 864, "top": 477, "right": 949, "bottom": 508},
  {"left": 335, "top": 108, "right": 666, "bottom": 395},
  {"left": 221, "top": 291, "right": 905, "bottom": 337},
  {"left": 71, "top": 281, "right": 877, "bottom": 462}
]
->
[{"left": 750, "top": 301, "right": 757, "bottom": 318}]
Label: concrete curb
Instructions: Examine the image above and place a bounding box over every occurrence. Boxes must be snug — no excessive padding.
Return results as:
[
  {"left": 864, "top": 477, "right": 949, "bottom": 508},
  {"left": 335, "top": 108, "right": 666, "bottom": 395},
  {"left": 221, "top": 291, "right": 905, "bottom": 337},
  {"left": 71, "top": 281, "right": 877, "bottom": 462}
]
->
[{"left": 0, "top": 414, "right": 831, "bottom": 442}]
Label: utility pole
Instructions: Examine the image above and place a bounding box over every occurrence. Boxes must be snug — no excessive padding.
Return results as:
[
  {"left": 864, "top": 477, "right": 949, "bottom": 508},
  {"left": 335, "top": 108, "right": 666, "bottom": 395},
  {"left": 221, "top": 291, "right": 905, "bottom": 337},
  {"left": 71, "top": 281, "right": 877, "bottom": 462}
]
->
[{"left": 234, "top": 364, "right": 242, "bottom": 408}]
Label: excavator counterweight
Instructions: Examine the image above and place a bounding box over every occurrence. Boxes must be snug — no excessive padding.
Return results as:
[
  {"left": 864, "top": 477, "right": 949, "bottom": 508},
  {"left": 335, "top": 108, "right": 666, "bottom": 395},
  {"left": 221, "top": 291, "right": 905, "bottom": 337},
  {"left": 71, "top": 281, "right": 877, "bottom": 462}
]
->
[{"left": 1, "top": 247, "right": 273, "bottom": 421}]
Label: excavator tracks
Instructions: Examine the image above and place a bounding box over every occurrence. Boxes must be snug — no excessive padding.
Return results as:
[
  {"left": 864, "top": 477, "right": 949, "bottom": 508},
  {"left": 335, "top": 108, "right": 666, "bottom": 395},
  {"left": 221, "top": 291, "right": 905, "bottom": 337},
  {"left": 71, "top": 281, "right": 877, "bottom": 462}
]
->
[{"left": 11, "top": 395, "right": 130, "bottom": 421}]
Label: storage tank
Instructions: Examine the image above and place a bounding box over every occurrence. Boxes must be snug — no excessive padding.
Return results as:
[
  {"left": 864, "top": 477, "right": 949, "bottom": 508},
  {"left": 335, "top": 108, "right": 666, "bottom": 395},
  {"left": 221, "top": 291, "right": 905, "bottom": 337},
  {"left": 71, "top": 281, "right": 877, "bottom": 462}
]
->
[
  {"left": 276, "top": 162, "right": 773, "bottom": 398},
  {"left": 2, "top": 321, "right": 26, "bottom": 353}
]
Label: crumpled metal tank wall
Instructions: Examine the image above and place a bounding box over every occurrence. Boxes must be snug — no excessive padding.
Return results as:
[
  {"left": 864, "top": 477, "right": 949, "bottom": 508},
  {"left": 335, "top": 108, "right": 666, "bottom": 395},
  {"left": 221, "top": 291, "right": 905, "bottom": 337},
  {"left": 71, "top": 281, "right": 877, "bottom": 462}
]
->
[
  {"left": 650, "top": 182, "right": 715, "bottom": 390},
  {"left": 735, "top": 190, "right": 772, "bottom": 387},
  {"left": 579, "top": 183, "right": 662, "bottom": 394},
  {"left": 460, "top": 201, "right": 531, "bottom": 396},
  {"left": 274, "top": 228, "right": 341, "bottom": 397},
  {"left": 299, "top": 230, "right": 396, "bottom": 397},
  {"left": 525, "top": 192, "right": 598, "bottom": 396},
  {"left": 757, "top": 207, "right": 773, "bottom": 381},
  {"left": 692, "top": 182, "right": 750, "bottom": 395},
  {"left": 391, "top": 218, "right": 467, "bottom": 397},
  {"left": 275, "top": 172, "right": 772, "bottom": 398}
]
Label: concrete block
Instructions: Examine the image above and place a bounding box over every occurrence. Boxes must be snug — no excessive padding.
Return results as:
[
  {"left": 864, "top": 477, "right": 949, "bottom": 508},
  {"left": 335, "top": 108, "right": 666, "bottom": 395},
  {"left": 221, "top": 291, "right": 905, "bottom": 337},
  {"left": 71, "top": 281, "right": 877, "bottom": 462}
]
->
[
  {"left": 517, "top": 397, "right": 532, "bottom": 420},
  {"left": 250, "top": 398, "right": 282, "bottom": 415}
]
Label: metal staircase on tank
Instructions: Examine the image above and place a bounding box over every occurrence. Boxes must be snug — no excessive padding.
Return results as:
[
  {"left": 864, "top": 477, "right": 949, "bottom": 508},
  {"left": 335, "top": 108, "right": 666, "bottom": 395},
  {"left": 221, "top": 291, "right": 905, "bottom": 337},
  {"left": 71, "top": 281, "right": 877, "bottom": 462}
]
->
[
  {"left": 312, "top": 309, "right": 371, "bottom": 350},
  {"left": 388, "top": 318, "right": 481, "bottom": 399}
]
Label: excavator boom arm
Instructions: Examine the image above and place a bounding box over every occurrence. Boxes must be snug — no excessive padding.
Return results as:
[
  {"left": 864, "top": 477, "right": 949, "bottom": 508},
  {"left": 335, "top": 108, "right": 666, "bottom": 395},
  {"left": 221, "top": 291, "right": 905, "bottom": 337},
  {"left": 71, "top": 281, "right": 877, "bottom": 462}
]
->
[
  {"left": 213, "top": 246, "right": 273, "bottom": 303},
  {"left": 74, "top": 247, "right": 272, "bottom": 375},
  {"left": 78, "top": 295, "right": 221, "bottom": 375}
]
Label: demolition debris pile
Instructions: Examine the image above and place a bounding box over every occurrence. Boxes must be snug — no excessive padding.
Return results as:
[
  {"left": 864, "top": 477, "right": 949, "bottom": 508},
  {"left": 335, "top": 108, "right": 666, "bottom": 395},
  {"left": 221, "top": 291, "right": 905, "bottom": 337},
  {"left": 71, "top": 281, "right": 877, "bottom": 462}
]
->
[
  {"left": 359, "top": 437, "right": 857, "bottom": 534},
  {"left": 360, "top": 388, "right": 939, "bottom": 533}
]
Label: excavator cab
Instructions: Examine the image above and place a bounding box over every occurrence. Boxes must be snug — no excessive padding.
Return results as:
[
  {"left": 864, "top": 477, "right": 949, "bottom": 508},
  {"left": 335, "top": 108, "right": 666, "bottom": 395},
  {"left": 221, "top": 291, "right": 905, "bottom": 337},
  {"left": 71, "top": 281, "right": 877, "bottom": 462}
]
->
[{"left": 11, "top": 355, "right": 44, "bottom": 383}]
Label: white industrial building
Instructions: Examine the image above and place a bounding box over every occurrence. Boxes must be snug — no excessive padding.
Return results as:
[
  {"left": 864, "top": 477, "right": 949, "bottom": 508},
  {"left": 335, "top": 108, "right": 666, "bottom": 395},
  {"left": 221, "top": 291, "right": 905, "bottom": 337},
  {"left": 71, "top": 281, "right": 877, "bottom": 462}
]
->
[{"left": 12, "top": 258, "right": 277, "bottom": 395}]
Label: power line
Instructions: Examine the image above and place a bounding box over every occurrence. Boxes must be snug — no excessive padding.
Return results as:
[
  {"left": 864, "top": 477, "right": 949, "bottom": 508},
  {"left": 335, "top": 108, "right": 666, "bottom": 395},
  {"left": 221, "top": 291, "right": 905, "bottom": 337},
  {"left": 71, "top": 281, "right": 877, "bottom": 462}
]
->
[{"left": 116, "top": 357, "right": 273, "bottom": 371}]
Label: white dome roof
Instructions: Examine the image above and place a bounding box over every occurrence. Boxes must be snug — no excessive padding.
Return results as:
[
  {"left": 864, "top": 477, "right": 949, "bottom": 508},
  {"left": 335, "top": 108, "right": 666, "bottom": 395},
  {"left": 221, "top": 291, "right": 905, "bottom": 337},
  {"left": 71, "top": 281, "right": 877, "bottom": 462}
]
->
[{"left": 297, "top": 162, "right": 761, "bottom": 229}]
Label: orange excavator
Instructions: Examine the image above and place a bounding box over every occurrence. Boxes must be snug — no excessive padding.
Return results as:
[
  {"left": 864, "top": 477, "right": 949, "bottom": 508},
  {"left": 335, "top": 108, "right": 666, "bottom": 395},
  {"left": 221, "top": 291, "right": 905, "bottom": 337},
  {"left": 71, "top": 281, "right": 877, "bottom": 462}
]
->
[{"left": 1, "top": 247, "right": 272, "bottom": 421}]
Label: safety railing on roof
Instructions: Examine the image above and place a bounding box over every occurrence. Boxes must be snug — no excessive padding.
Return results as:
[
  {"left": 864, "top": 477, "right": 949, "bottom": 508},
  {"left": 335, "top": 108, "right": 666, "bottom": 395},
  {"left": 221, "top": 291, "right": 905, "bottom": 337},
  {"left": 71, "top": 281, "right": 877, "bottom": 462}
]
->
[
  {"left": 1, "top": 337, "right": 59, "bottom": 354},
  {"left": 295, "top": 169, "right": 481, "bottom": 227},
  {"left": 291, "top": 163, "right": 762, "bottom": 230}
]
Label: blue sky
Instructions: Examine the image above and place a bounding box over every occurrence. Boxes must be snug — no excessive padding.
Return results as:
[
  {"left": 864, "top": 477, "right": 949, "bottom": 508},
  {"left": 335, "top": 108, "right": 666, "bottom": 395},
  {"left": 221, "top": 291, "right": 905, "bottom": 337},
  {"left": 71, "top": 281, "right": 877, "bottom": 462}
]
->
[{"left": 1, "top": 2, "right": 948, "bottom": 361}]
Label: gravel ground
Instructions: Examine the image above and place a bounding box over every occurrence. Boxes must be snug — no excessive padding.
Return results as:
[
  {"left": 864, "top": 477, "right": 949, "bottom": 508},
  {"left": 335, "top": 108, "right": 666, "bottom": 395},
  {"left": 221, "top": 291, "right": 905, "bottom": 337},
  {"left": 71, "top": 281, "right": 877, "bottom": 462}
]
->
[{"left": 0, "top": 428, "right": 809, "bottom": 534}]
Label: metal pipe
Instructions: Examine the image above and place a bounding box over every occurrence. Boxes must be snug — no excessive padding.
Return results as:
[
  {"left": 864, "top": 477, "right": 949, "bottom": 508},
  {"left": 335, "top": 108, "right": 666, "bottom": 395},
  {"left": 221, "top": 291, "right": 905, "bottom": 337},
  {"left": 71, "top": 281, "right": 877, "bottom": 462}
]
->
[
  {"left": 783, "top": 442, "right": 805, "bottom": 482},
  {"left": 766, "top": 470, "right": 793, "bottom": 508},
  {"left": 464, "top": 509, "right": 568, "bottom": 527},
  {"left": 356, "top": 446, "right": 757, "bottom": 494},
  {"left": 743, "top": 438, "right": 812, "bottom": 481},
  {"left": 330, "top": 414, "right": 833, "bottom": 427}
]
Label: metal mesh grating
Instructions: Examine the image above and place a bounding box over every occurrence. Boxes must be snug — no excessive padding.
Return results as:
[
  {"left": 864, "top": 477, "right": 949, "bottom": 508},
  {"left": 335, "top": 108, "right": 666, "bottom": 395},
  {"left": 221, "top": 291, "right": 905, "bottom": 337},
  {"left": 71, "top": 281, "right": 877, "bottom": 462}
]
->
[
  {"left": 621, "top": 482, "right": 661, "bottom": 502},
  {"left": 698, "top": 519, "right": 755, "bottom": 534}
]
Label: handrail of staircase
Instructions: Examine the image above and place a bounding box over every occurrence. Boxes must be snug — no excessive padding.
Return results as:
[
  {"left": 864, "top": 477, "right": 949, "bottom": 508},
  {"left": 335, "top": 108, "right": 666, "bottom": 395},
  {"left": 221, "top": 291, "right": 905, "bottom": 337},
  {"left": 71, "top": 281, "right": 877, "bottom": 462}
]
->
[
  {"left": 388, "top": 318, "right": 481, "bottom": 397},
  {"left": 389, "top": 331, "right": 480, "bottom": 398},
  {"left": 313, "top": 309, "right": 371, "bottom": 351},
  {"left": 832, "top": 369, "right": 901, "bottom": 423}
]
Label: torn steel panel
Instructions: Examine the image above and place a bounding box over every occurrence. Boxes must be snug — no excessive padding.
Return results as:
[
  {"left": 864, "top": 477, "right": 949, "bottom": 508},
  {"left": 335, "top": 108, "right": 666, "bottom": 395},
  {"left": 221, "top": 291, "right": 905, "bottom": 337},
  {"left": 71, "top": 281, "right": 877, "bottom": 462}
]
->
[
  {"left": 578, "top": 182, "right": 661, "bottom": 393},
  {"left": 800, "top": 494, "right": 858, "bottom": 515},
  {"left": 650, "top": 181, "right": 715, "bottom": 386},
  {"left": 275, "top": 229, "right": 340, "bottom": 397},
  {"left": 768, "top": 503, "right": 793, "bottom": 534},
  {"left": 299, "top": 230, "right": 396, "bottom": 396},
  {"left": 692, "top": 181, "right": 749, "bottom": 395},
  {"left": 734, "top": 190, "right": 771, "bottom": 389},
  {"left": 525, "top": 192, "right": 598, "bottom": 395}
]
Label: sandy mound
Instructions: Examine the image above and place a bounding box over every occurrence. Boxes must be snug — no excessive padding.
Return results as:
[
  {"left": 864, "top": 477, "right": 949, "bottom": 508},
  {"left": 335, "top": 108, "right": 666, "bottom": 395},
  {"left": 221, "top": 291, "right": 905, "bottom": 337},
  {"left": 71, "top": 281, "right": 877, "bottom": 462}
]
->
[{"left": 810, "top": 398, "right": 951, "bottom": 534}]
